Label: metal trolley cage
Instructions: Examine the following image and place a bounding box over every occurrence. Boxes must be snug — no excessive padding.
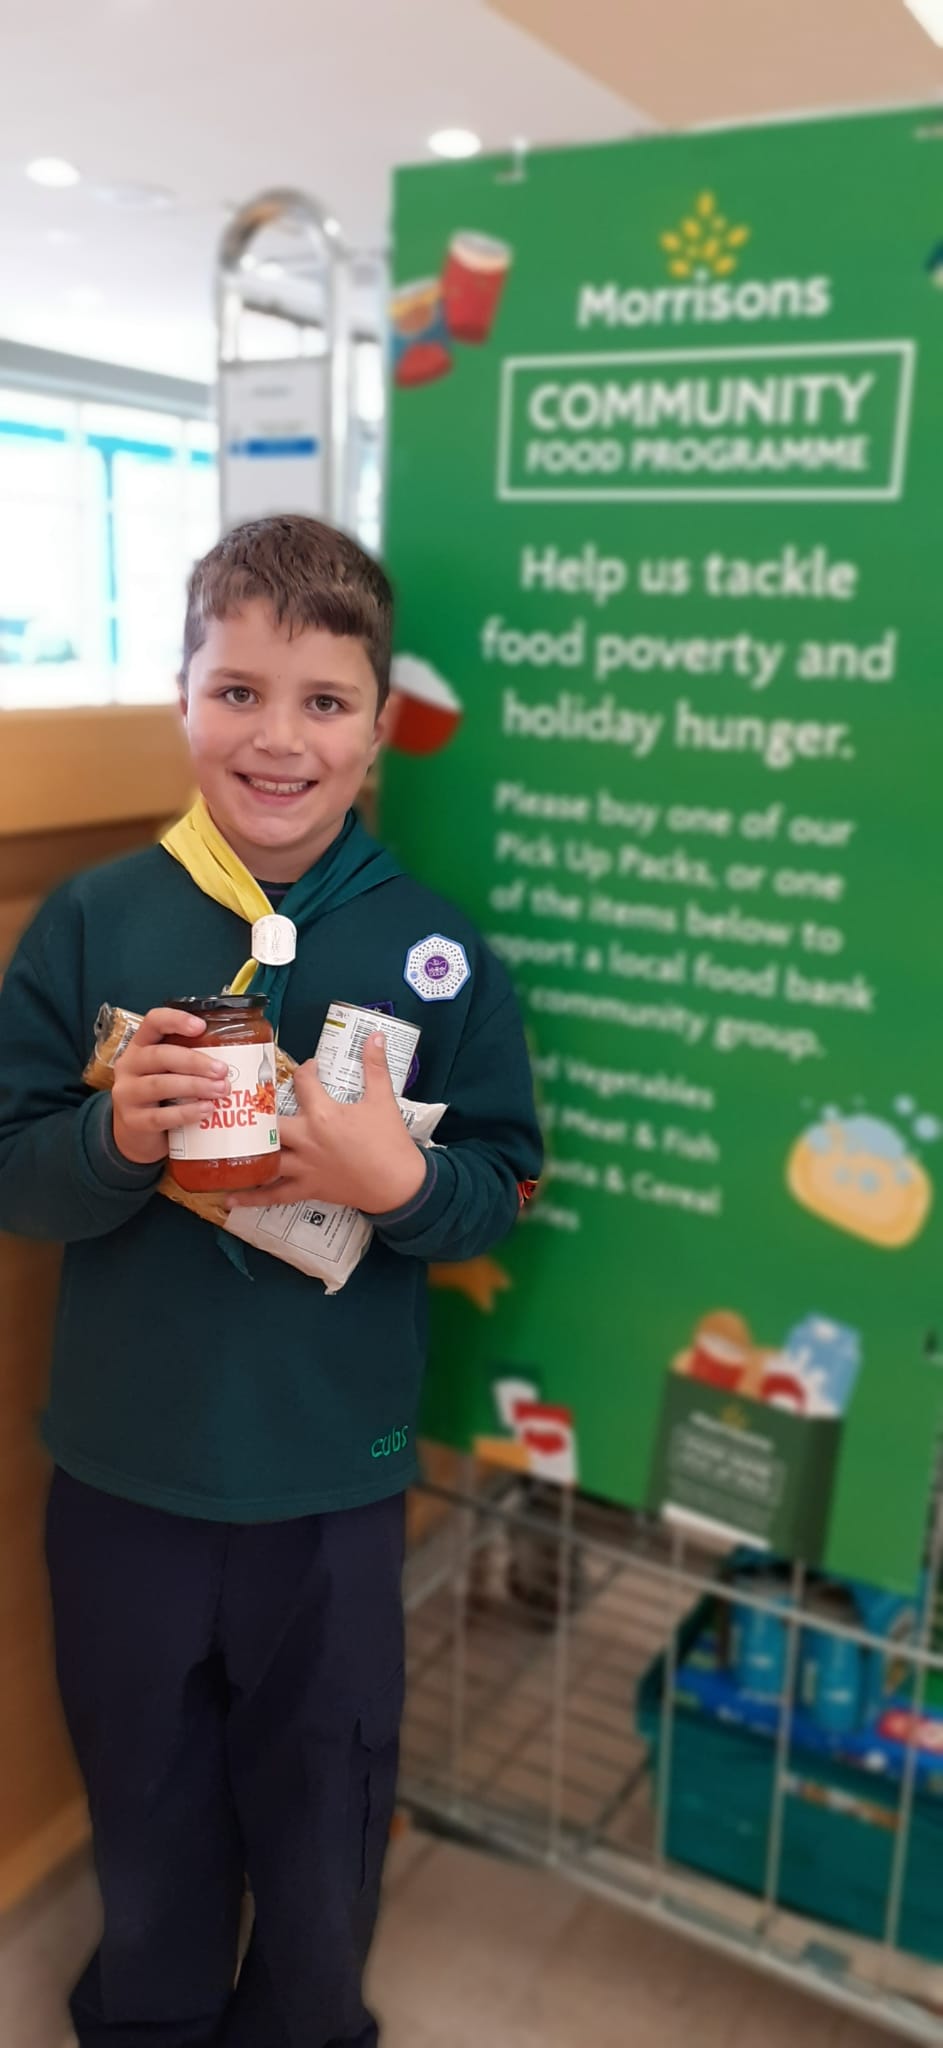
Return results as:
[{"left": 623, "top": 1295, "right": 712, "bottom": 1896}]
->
[{"left": 401, "top": 1464, "right": 943, "bottom": 2042}]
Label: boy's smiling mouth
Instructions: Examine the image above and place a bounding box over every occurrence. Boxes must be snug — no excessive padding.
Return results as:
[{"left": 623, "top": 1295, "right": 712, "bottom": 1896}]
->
[{"left": 235, "top": 773, "right": 316, "bottom": 804}]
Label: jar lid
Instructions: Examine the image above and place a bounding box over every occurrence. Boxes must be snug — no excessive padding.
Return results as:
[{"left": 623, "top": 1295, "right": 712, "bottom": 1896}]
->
[
  {"left": 251, "top": 913, "right": 297, "bottom": 966},
  {"left": 168, "top": 994, "right": 271, "bottom": 1014}
]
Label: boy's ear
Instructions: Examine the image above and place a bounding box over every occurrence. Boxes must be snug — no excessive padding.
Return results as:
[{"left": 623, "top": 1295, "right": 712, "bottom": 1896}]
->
[
  {"left": 176, "top": 672, "right": 188, "bottom": 718},
  {"left": 369, "top": 696, "right": 394, "bottom": 763}
]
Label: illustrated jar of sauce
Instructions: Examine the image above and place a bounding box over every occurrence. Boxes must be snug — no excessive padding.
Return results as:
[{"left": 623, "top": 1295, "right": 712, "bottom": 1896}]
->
[{"left": 165, "top": 995, "right": 280, "bottom": 1194}]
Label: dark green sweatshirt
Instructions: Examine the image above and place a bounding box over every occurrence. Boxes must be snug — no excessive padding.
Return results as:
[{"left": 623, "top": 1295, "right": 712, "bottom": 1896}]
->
[{"left": 0, "top": 846, "right": 542, "bottom": 1521}]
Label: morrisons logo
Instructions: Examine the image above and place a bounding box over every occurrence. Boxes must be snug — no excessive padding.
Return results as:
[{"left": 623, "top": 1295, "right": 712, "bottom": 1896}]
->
[{"left": 577, "top": 189, "right": 832, "bottom": 331}]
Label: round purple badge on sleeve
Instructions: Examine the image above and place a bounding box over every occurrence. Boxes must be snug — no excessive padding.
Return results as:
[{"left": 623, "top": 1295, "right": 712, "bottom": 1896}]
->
[{"left": 404, "top": 934, "right": 471, "bottom": 1002}]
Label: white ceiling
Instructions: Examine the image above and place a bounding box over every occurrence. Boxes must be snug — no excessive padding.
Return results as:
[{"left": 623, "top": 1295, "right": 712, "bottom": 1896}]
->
[
  {"left": 5, "top": 0, "right": 940, "bottom": 385},
  {"left": 0, "top": 0, "right": 645, "bottom": 382}
]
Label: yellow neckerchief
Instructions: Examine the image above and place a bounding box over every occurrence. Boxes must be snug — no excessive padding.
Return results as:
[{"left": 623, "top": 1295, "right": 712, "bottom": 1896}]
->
[
  {"left": 160, "top": 795, "right": 400, "bottom": 1279},
  {"left": 161, "top": 796, "right": 270, "bottom": 994}
]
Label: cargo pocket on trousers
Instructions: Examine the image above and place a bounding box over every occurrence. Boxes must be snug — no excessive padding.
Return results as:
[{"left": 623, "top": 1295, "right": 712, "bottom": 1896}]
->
[{"left": 348, "top": 1665, "right": 405, "bottom": 1897}]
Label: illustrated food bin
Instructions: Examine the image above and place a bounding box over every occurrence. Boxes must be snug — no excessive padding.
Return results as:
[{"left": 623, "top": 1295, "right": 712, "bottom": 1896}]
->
[
  {"left": 647, "top": 1312, "right": 861, "bottom": 1564},
  {"left": 647, "top": 1375, "right": 843, "bottom": 1563}
]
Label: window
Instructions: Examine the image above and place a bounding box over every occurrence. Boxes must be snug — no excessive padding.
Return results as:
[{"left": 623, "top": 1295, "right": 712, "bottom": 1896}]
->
[{"left": 0, "top": 391, "right": 218, "bottom": 707}]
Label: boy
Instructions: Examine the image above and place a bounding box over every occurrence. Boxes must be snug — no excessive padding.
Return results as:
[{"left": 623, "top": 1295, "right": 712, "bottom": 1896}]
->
[{"left": 0, "top": 515, "right": 542, "bottom": 2048}]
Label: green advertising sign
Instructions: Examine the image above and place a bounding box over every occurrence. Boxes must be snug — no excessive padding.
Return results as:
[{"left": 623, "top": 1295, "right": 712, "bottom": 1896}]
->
[{"left": 383, "top": 108, "right": 943, "bottom": 1591}]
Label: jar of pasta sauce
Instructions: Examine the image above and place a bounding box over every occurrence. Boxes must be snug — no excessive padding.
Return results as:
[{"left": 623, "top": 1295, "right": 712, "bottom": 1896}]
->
[{"left": 165, "top": 995, "right": 280, "bottom": 1194}]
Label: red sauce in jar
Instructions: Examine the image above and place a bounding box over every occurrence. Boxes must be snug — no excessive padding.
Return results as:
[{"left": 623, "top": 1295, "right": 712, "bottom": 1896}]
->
[{"left": 165, "top": 995, "right": 281, "bottom": 1195}]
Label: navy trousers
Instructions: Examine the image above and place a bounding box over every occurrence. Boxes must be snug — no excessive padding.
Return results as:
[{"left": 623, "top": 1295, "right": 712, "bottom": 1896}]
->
[{"left": 45, "top": 1468, "right": 406, "bottom": 2048}]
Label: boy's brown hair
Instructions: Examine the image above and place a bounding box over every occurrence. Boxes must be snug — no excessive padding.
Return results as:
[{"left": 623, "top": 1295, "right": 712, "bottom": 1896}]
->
[{"left": 181, "top": 515, "right": 394, "bottom": 707}]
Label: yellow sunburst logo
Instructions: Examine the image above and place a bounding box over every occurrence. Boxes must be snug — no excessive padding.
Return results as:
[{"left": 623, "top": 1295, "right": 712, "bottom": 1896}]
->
[{"left": 660, "top": 191, "right": 750, "bottom": 280}]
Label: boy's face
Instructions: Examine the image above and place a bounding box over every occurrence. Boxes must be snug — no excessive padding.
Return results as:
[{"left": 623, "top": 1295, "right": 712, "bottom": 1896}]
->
[{"left": 182, "top": 600, "right": 387, "bottom": 880}]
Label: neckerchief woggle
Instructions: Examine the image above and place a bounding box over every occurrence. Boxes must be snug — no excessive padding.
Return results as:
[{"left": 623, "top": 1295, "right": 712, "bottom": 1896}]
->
[{"left": 161, "top": 796, "right": 401, "bottom": 1272}]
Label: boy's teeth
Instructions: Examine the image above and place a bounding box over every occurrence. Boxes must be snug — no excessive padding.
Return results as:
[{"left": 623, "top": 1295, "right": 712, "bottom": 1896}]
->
[{"left": 246, "top": 777, "right": 309, "bottom": 794}]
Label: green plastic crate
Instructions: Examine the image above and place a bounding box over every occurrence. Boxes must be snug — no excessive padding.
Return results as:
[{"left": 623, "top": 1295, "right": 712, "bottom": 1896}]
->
[{"left": 637, "top": 1600, "right": 943, "bottom": 1961}]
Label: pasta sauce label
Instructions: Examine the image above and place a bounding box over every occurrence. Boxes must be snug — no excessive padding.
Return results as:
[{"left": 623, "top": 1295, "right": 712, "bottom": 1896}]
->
[{"left": 168, "top": 1043, "right": 279, "bottom": 1162}]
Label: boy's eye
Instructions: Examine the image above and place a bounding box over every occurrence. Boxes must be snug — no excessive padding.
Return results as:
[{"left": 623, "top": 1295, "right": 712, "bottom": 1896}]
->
[
  {"left": 222, "top": 686, "right": 256, "bottom": 706},
  {"left": 311, "top": 694, "right": 342, "bottom": 714}
]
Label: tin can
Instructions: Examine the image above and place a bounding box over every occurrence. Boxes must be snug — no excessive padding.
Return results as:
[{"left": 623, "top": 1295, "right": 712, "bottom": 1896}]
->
[
  {"left": 799, "top": 1585, "right": 862, "bottom": 1735},
  {"left": 316, "top": 1002, "right": 420, "bottom": 1104},
  {"left": 854, "top": 1583, "right": 918, "bottom": 1721},
  {"left": 731, "top": 1575, "right": 792, "bottom": 1701}
]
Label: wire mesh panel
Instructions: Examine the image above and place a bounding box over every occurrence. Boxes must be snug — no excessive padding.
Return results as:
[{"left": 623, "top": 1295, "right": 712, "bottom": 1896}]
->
[{"left": 400, "top": 1468, "right": 943, "bottom": 2043}]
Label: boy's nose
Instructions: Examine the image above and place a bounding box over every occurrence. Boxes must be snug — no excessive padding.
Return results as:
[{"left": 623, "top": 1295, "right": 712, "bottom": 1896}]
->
[{"left": 253, "top": 716, "right": 306, "bottom": 757}]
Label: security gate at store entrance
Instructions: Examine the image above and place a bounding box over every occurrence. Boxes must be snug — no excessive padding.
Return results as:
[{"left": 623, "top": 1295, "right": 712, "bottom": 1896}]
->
[
  {"left": 215, "top": 187, "right": 384, "bottom": 550},
  {"left": 400, "top": 1466, "right": 943, "bottom": 2043}
]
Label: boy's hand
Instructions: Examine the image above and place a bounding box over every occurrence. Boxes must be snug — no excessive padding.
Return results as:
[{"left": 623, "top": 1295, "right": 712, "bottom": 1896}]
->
[
  {"left": 227, "top": 1033, "right": 427, "bottom": 1216},
  {"left": 111, "top": 1007, "right": 230, "bottom": 1166}
]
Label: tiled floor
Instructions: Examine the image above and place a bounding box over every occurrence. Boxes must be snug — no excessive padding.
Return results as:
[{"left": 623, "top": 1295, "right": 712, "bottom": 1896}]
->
[{"left": 0, "top": 1828, "right": 891, "bottom": 2048}]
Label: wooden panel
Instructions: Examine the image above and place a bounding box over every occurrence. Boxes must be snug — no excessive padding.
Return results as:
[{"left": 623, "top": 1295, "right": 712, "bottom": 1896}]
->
[
  {"left": 486, "top": 0, "right": 943, "bottom": 125},
  {"left": 0, "top": 1233, "right": 84, "bottom": 1910},
  {"left": 0, "top": 707, "right": 193, "bottom": 1912},
  {"left": 0, "top": 706, "right": 192, "bottom": 838},
  {"left": 0, "top": 820, "right": 178, "bottom": 973}
]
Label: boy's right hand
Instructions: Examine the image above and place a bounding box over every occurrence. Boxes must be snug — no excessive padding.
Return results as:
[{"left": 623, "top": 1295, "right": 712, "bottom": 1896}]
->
[{"left": 111, "top": 1008, "right": 229, "bottom": 1166}]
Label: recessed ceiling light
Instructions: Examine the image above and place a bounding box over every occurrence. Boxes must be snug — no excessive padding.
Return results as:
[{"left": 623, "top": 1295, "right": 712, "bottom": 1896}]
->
[
  {"left": 324, "top": 216, "right": 341, "bottom": 237},
  {"left": 904, "top": 0, "right": 943, "bottom": 41},
  {"left": 27, "top": 157, "right": 81, "bottom": 188},
  {"left": 428, "top": 128, "right": 482, "bottom": 160}
]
